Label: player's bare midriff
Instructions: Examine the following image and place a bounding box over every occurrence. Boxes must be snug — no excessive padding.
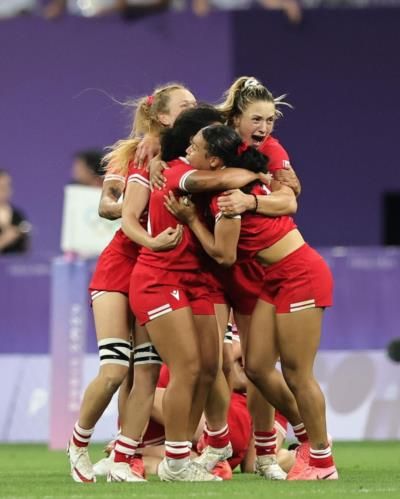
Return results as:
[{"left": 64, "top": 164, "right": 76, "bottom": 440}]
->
[{"left": 256, "top": 229, "right": 305, "bottom": 266}]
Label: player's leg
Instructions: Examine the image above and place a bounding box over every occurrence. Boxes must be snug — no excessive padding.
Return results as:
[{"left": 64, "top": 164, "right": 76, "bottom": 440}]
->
[
  {"left": 277, "top": 308, "right": 337, "bottom": 480},
  {"left": 235, "top": 311, "right": 286, "bottom": 479},
  {"left": 192, "top": 312, "right": 232, "bottom": 472},
  {"left": 69, "top": 292, "right": 131, "bottom": 483},
  {"left": 146, "top": 307, "right": 220, "bottom": 482},
  {"left": 109, "top": 323, "right": 161, "bottom": 482}
]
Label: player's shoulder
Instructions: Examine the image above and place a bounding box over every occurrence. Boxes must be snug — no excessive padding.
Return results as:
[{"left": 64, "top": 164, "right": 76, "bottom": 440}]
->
[
  {"left": 166, "top": 157, "right": 192, "bottom": 171},
  {"left": 260, "top": 135, "right": 287, "bottom": 153},
  {"left": 126, "top": 161, "right": 150, "bottom": 187}
]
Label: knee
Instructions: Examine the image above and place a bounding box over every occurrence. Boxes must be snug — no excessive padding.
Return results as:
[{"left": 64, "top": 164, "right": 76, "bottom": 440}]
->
[
  {"left": 281, "top": 365, "right": 307, "bottom": 394},
  {"left": 133, "top": 363, "right": 161, "bottom": 391},
  {"left": 199, "top": 356, "right": 219, "bottom": 386},
  {"left": 243, "top": 357, "right": 264, "bottom": 386},
  {"left": 98, "top": 365, "right": 128, "bottom": 392},
  {"left": 170, "top": 355, "right": 201, "bottom": 386}
]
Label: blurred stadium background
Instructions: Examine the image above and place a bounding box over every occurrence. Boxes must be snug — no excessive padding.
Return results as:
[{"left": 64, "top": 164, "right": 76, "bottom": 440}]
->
[{"left": 1, "top": 0, "right": 400, "bottom": 454}]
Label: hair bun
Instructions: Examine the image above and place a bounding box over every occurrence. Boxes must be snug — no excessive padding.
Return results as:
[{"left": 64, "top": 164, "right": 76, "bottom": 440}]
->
[{"left": 243, "top": 78, "right": 261, "bottom": 89}]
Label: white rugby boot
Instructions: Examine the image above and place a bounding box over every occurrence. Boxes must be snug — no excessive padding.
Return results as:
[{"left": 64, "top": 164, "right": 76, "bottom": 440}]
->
[
  {"left": 255, "top": 454, "right": 287, "bottom": 480},
  {"left": 67, "top": 441, "right": 96, "bottom": 483},
  {"left": 194, "top": 442, "right": 233, "bottom": 471},
  {"left": 107, "top": 461, "right": 147, "bottom": 482},
  {"left": 158, "top": 458, "right": 222, "bottom": 482}
]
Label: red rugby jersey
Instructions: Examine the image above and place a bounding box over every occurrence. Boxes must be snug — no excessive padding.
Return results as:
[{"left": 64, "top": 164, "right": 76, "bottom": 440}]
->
[
  {"left": 138, "top": 158, "right": 204, "bottom": 271},
  {"left": 258, "top": 135, "right": 291, "bottom": 174},
  {"left": 210, "top": 183, "right": 297, "bottom": 260},
  {"left": 104, "top": 162, "right": 149, "bottom": 258}
]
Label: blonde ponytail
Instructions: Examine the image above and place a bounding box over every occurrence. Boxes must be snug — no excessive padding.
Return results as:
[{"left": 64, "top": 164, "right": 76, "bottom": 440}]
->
[
  {"left": 218, "top": 76, "right": 291, "bottom": 125},
  {"left": 104, "top": 83, "right": 187, "bottom": 176}
]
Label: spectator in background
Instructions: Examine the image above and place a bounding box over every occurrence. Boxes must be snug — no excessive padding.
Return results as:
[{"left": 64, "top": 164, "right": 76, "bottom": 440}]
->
[
  {"left": 43, "top": 0, "right": 170, "bottom": 19},
  {"left": 0, "top": 170, "right": 30, "bottom": 254},
  {"left": 192, "top": 0, "right": 302, "bottom": 23},
  {"left": 0, "top": 0, "right": 37, "bottom": 18},
  {"left": 71, "top": 149, "right": 104, "bottom": 188}
]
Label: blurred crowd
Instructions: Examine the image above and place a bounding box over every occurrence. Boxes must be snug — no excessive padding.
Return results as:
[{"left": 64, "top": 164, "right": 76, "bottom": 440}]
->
[{"left": 1, "top": 0, "right": 399, "bottom": 24}]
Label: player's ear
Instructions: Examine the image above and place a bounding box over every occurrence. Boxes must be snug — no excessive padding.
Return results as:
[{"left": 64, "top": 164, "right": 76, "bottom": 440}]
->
[
  {"left": 233, "top": 114, "right": 241, "bottom": 130},
  {"left": 158, "top": 113, "right": 171, "bottom": 127},
  {"left": 210, "top": 156, "right": 223, "bottom": 170}
]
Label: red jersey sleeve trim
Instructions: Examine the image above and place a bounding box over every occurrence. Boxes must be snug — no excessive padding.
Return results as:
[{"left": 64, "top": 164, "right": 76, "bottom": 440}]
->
[
  {"left": 215, "top": 212, "right": 241, "bottom": 223},
  {"left": 127, "top": 173, "right": 150, "bottom": 190},
  {"left": 104, "top": 174, "right": 126, "bottom": 183},
  {"left": 179, "top": 169, "right": 196, "bottom": 192}
]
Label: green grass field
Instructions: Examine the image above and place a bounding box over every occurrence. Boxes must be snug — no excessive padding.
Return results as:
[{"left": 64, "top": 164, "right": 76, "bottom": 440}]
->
[{"left": 0, "top": 442, "right": 399, "bottom": 498}]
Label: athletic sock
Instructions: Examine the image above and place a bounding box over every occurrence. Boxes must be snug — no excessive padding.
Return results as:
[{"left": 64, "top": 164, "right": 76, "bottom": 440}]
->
[
  {"left": 254, "top": 429, "right": 277, "bottom": 456},
  {"left": 114, "top": 435, "right": 139, "bottom": 464},
  {"left": 72, "top": 422, "right": 94, "bottom": 448},
  {"left": 309, "top": 446, "right": 334, "bottom": 468},
  {"left": 293, "top": 422, "right": 309, "bottom": 443},
  {"left": 205, "top": 423, "right": 230, "bottom": 448},
  {"left": 165, "top": 441, "right": 190, "bottom": 471}
]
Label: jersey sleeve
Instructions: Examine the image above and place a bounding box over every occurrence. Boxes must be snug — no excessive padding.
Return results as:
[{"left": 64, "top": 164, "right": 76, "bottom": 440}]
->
[
  {"left": 103, "top": 163, "right": 126, "bottom": 184},
  {"left": 267, "top": 145, "right": 290, "bottom": 173},
  {"left": 166, "top": 161, "right": 197, "bottom": 193},
  {"left": 210, "top": 193, "right": 241, "bottom": 223},
  {"left": 126, "top": 164, "right": 150, "bottom": 190},
  {"left": 259, "top": 138, "right": 291, "bottom": 174}
]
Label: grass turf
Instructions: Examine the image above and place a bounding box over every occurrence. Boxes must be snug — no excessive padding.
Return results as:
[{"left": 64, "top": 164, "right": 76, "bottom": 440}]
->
[{"left": 0, "top": 442, "right": 399, "bottom": 498}]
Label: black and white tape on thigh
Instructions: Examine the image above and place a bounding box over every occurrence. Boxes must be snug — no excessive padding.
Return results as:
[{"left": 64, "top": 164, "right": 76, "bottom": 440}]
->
[
  {"left": 98, "top": 338, "right": 131, "bottom": 367},
  {"left": 133, "top": 342, "right": 162, "bottom": 366}
]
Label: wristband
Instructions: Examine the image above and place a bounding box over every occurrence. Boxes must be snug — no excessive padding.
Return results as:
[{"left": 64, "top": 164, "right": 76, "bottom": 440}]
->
[{"left": 251, "top": 194, "right": 258, "bottom": 213}]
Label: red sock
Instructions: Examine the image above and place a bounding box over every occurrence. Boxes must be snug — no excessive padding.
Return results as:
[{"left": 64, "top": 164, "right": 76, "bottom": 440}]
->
[
  {"left": 293, "top": 422, "right": 308, "bottom": 443},
  {"left": 254, "top": 429, "right": 277, "bottom": 456},
  {"left": 309, "top": 446, "right": 334, "bottom": 468},
  {"left": 165, "top": 441, "right": 191, "bottom": 460},
  {"left": 205, "top": 423, "right": 230, "bottom": 448},
  {"left": 72, "top": 422, "right": 94, "bottom": 448},
  {"left": 114, "top": 435, "right": 139, "bottom": 464}
]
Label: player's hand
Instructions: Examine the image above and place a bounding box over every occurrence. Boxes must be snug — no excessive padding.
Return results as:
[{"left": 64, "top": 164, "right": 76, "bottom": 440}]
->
[
  {"left": 151, "top": 225, "right": 183, "bottom": 252},
  {"left": 164, "top": 191, "right": 197, "bottom": 224},
  {"left": 217, "top": 189, "right": 253, "bottom": 215},
  {"left": 134, "top": 135, "right": 160, "bottom": 169},
  {"left": 274, "top": 165, "right": 301, "bottom": 197},
  {"left": 149, "top": 156, "right": 167, "bottom": 191},
  {"left": 258, "top": 172, "right": 273, "bottom": 186}
]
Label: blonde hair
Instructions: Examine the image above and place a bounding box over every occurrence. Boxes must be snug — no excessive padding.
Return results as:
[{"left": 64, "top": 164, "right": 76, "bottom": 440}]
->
[
  {"left": 104, "top": 83, "right": 187, "bottom": 176},
  {"left": 218, "top": 76, "right": 291, "bottom": 126}
]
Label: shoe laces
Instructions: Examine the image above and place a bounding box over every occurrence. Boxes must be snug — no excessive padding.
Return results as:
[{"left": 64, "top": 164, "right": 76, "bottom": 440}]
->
[
  {"left": 73, "top": 447, "right": 93, "bottom": 471},
  {"left": 257, "top": 454, "right": 278, "bottom": 468},
  {"left": 189, "top": 461, "right": 217, "bottom": 480}
]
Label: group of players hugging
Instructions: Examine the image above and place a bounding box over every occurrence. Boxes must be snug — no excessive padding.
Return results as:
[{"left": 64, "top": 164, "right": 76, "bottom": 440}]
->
[{"left": 67, "top": 76, "right": 338, "bottom": 483}]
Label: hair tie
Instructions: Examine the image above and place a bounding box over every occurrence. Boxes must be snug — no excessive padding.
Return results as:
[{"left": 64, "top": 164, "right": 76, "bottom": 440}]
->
[
  {"left": 146, "top": 95, "right": 154, "bottom": 106},
  {"left": 237, "top": 142, "right": 249, "bottom": 155},
  {"left": 243, "top": 78, "right": 260, "bottom": 89}
]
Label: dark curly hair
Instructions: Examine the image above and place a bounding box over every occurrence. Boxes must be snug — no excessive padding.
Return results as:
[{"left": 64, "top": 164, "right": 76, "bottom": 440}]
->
[
  {"left": 200, "top": 124, "right": 268, "bottom": 193},
  {"left": 161, "top": 105, "right": 224, "bottom": 162}
]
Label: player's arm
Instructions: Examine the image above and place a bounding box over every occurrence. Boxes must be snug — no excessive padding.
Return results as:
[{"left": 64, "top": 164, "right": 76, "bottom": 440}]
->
[
  {"left": 122, "top": 179, "right": 183, "bottom": 251},
  {"left": 98, "top": 176, "right": 125, "bottom": 220},
  {"left": 134, "top": 134, "right": 161, "bottom": 169},
  {"left": 217, "top": 184, "right": 297, "bottom": 217},
  {"left": 274, "top": 166, "right": 301, "bottom": 197},
  {"left": 164, "top": 192, "right": 240, "bottom": 267},
  {"left": 184, "top": 168, "right": 260, "bottom": 193}
]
